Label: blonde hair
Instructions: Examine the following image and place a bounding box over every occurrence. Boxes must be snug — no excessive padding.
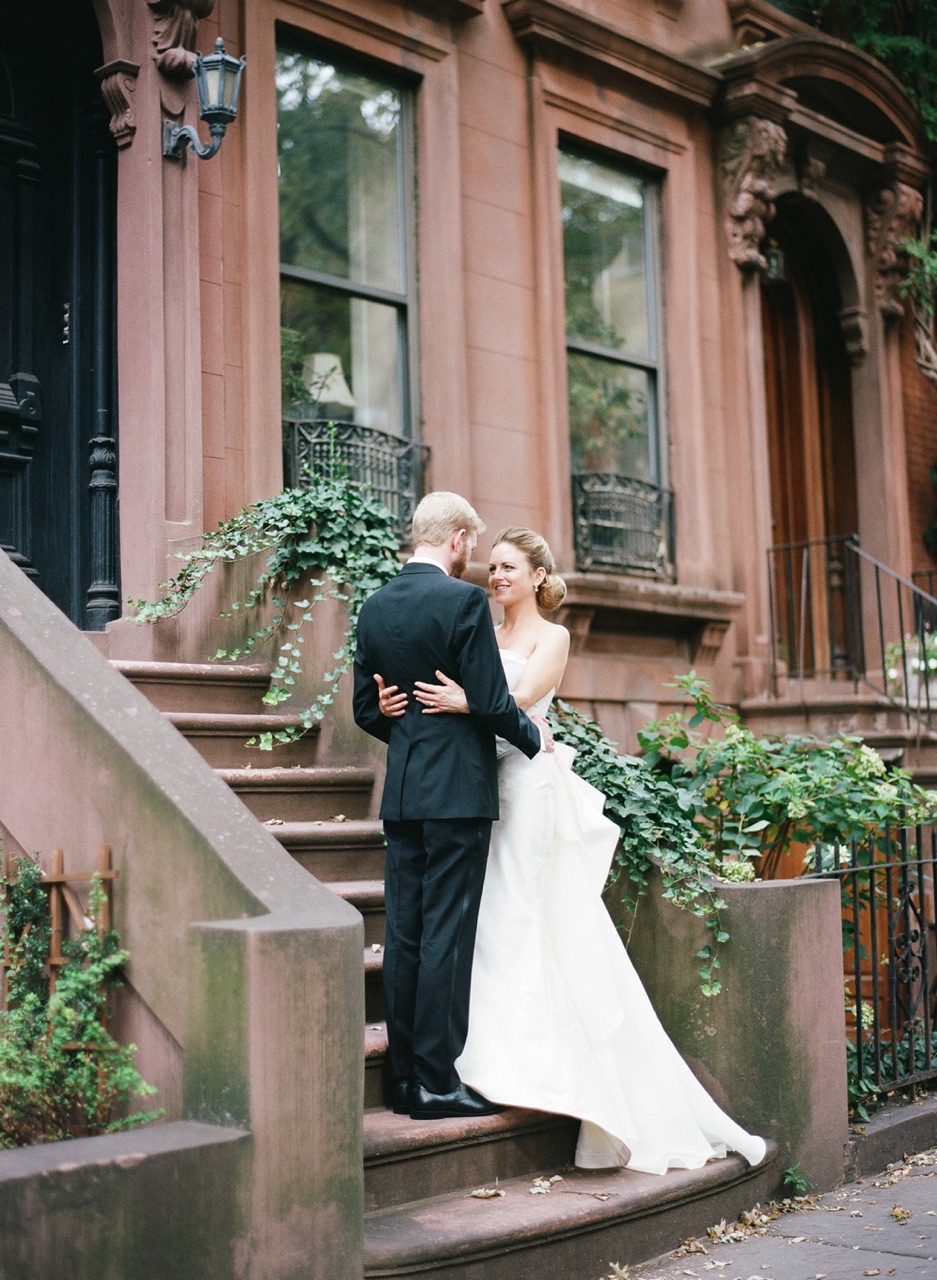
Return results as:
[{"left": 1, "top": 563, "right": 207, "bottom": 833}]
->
[
  {"left": 411, "top": 491, "right": 486, "bottom": 547},
  {"left": 493, "top": 527, "right": 567, "bottom": 612}
]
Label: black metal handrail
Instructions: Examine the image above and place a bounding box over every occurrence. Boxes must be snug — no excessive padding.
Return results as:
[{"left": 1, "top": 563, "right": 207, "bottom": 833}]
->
[
  {"left": 571, "top": 471, "right": 674, "bottom": 578},
  {"left": 283, "top": 418, "right": 430, "bottom": 540},
  {"left": 767, "top": 535, "right": 937, "bottom": 729},
  {"left": 804, "top": 825, "right": 937, "bottom": 1098}
]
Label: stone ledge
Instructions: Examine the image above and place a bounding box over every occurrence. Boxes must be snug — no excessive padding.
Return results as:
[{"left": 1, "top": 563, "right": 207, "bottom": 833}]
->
[{"left": 846, "top": 1092, "right": 937, "bottom": 1181}]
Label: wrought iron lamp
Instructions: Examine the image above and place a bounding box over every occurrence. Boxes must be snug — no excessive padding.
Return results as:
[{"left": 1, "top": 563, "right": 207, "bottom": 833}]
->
[{"left": 163, "top": 38, "right": 245, "bottom": 162}]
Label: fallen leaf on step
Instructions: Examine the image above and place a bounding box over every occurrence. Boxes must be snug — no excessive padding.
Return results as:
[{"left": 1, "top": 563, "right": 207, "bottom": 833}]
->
[
  {"left": 331, "top": 813, "right": 348, "bottom": 822},
  {"left": 789, "top": 1235, "right": 807, "bottom": 1243},
  {"left": 674, "top": 1237, "right": 708, "bottom": 1255},
  {"left": 862, "top": 1270, "right": 881, "bottom": 1277},
  {"left": 593, "top": 1192, "right": 612, "bottom": 1201},
  {"left": 849, "top": 1210, "right": 863, "bottom": 1217},
  {"left": 370, "top": 943, "right": 383, "bottom": 952},
  {"left": 264, "top": 818, "right": 284, "bottom": 826},
  {"left": 468, "top": 1185, "right": 504, "bottom": 1199},
  {"left": 605, "top": 1265, "right": 629, "bottom": 1280},
  {"left": 891, "top": 1204, "right": 911, "bottom": 1224}
]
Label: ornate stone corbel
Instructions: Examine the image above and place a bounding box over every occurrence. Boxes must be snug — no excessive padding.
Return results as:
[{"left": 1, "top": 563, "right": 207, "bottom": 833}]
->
[
  {"left": 95, "top": 60, "right": 141, "bottom": 148},
  {"left": 838, "top": 305, "right": 868, "bottom": 367},
  {"left": 864, "top": 181, "right": 923, "bottom": 319},
  {"left": 797, "top": 153, "right": 826, "bottom": 202},
  {"left": 147, "top": 0, "right": 214, "bottom": 81},
  {"left": 721, "top": 116, "right": 787, "bottom": 273}
]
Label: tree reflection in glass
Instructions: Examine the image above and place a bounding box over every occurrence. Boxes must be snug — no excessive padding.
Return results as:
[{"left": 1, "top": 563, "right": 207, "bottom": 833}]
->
[
  {"left": 276, "top": 46, "right": 408, "bottom": 434},
  {"left": 560, "top": 151, "right": 655, "bottom": 481}
]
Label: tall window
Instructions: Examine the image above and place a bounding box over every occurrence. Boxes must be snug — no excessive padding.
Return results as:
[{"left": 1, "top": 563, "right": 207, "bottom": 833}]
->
[
  {"left": 276, "top": 42, "right": 414, "bottom": 438},
  {"left": 559, "top": 148, "right": 670, "bottom": 576}
]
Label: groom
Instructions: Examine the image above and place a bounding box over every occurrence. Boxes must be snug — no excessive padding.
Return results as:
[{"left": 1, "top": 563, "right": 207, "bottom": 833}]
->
[{"left": 353, "top": 491, "right": 547, "bottom": 1119}]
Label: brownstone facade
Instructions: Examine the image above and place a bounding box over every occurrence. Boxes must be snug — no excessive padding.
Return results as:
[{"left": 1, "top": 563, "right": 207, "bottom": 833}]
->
[{"left": 3, "top": 0, "right": 934, "bottom": 745}]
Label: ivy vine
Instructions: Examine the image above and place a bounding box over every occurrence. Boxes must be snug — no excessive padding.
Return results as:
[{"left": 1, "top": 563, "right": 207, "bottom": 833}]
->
[
  {"left": 131, "top": 476, "right": 401, "bottom": 749},
  {"left": 816, "top": 1, "right": 937, "bottom": 143}
]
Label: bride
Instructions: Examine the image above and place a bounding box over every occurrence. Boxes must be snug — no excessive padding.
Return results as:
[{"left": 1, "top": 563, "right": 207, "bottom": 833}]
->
[{"left": 377, "top": 527, "right": 766, "bottom": 1175}]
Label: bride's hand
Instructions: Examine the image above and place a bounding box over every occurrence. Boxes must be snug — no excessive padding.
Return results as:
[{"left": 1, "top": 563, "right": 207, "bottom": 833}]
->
[
  {"left": 374, "top": 673, "right": 408, "bottom": 718},
  {"left": 414, "top": 671, "right": 469, "bottom": 714}
]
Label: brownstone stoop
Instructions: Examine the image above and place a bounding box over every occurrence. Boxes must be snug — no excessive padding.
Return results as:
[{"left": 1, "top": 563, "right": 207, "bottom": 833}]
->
[{"left": 116, "top": 659, "right": 779, "bottom": 1278}]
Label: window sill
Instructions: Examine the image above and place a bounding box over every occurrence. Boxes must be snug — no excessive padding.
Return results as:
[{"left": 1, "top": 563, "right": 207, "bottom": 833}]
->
[{"left": 558, "top": 573, "right": 744, "bottom": 663}]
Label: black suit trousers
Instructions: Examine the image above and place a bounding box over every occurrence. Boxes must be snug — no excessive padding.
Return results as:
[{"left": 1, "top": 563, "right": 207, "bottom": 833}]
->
[{"left": 382, "top": 817, "right": 493, "bottom": 1094}]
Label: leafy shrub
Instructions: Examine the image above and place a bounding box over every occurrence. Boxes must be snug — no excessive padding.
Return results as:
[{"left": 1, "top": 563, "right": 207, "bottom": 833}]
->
[{"left": 0, "top": 857, "right": 160, "bottom": 1147}]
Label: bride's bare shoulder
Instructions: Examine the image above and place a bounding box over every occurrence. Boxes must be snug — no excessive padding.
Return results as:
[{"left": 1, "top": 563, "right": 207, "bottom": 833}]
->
[{"left": 533, "top": 618, "right": 570, "bottom": 654}]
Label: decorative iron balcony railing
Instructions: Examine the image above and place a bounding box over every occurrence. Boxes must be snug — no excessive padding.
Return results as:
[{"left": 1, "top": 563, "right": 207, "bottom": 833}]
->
[
  {"left": 283, "top": 418, "right": 430, "bottom": 540},
  {"left": 571, "top": 472, "right": 674, "bottom": 578}
]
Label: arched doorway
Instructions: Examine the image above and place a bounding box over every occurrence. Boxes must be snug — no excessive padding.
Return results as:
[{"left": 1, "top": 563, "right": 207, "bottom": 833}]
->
[
  {"left": 762, "top": 195, "right": 859, "bottom": 675},
  {"left": 0, "top": 2, "right": 118, "bottom": 629}
]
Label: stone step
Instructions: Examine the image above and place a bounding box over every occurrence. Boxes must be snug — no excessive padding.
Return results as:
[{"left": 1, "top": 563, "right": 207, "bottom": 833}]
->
[
  {"left": 164, "top": 711, "right": 319, "bottom": 769},
  {"left": 113, "top": 659, "right": 272, "bottom": 714},
  {"left": 364, "top": 945, "right": 384, "bottom": 1023},
  {"left": 275, "top": 819, "right": 386, "bottom": 881},
  {"left": 363, "top": 1141, "right": 778, "bottom": 1280},
  {"left": 740, "top": 690, "right": 902, "bottom": 740},
  {"left": 330, "top": 880, "right": 386, "bottom": 947},
  {"left": 364, "top": 1106, "right": 578, "bottom": 1214},
  {"left": 366, "top": 1021, "right": 390, "bottom": 1110},
  {"left": 217, "top": 766, "right": 374, "bottom": 822}
]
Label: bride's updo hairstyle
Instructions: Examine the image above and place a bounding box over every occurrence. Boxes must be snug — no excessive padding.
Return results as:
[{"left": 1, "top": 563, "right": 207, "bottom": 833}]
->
[{"left": 493, "top": 527, "right": 567, "bottom": 612}]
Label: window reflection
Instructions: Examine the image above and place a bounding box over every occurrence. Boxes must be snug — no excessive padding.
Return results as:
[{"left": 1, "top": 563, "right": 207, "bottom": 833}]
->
[{"left": 277, "top": 45, "right": 411, "bottom": 437}]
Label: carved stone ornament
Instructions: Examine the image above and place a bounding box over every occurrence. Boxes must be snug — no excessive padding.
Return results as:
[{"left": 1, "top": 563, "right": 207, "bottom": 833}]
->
[
  {"left": 95, "top": 60, "right": 141, "bottom": 149},
  {"left": 147, "top": 0, "right": 215, "bottom": 81},
  {"left": 838, "top": 305, "right": 868, "bottom": 367},
  {"left": 797, "top": 153, "right": 826, "bottom": 202},
  {"left": 909, "top": 300, "right": 937, "bottom": 389},
  {"left": 722, "top": 117, "right": 787, "bottom": 273},
  {"left": 865, "top": 181, "right": 924, "bottom": 319}
]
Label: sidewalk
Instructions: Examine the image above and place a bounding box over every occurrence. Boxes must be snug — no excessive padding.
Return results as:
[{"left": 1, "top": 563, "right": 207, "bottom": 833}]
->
[{"left": 621, "top": 1147, "right": 936, "bottom": 1280}]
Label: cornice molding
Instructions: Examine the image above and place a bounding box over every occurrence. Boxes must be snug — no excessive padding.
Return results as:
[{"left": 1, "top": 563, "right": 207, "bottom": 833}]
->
[
  {"left": 728, "top": 0, "right": 813, "bottom": 47},
  {"left": 713, "top": 34, "right": 927, "bottom": 153},
  {"left": 543, "top": 87, "right": 687, "bottom": 156},
  {"left": 278, "top": 0, "right": 453, "bottom": 63},
  {"left": 409, "top": 0, "right": 486, "bottom": 17},
  {"left": 501, "top": 0, "right": 720, "bottom": 109}
]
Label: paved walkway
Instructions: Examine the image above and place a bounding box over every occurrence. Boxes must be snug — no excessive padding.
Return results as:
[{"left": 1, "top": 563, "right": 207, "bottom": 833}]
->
[{"left": 621, "top": 1148, "right": 936, "bottom": 1280}]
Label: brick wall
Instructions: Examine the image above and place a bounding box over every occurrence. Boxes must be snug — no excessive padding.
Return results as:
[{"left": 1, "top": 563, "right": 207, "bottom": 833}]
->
[{"left": 900, "top": 306, "right": 937, "bottom": 570}]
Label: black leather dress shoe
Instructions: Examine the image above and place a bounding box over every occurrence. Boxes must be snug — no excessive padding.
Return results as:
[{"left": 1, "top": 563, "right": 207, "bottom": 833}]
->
[
  {"left": 389, "top": 1077, "right": 413, "bottom": 1115},
  {"left": 410, "top": 1083, "right": 502, "bottom": 1120}
]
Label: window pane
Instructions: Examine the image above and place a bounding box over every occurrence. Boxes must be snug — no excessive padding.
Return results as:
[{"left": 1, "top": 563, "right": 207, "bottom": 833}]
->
[
  {"left": 277, "top": 48, "right": 403, "bottom": 292},
  {"left": 560, "top": 151, "right": 650, "bottom": 358},
  {"left": 568, "top": 353, "right": 650, "bottom": 481},
  {"left": 281, "top": 279, "right": 402, "bottom": 436}
]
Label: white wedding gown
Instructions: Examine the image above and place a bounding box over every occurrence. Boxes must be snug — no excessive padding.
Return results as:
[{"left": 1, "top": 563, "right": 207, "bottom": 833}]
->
[{"left": 456, "top": 650, "right": 766, "bottom": 1175}]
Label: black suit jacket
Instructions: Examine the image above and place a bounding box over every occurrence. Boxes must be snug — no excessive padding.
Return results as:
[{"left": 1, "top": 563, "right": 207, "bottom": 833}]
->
[{"left": 353, "top": 563, "right": 541, "bottom": 820}]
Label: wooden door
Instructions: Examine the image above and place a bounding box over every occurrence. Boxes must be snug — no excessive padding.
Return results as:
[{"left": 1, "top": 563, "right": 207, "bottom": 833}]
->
[
  {"left": 762, "top": 218, "right": 858, "bottom": 677},
  {"left": 0, "top": 4, "right": 118, "bottom": 629}
]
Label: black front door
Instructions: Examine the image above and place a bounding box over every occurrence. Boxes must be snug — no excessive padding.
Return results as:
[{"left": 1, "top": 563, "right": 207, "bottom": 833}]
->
[{"left": 0, "top": 2, "right": 118, "bottom": 629}]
